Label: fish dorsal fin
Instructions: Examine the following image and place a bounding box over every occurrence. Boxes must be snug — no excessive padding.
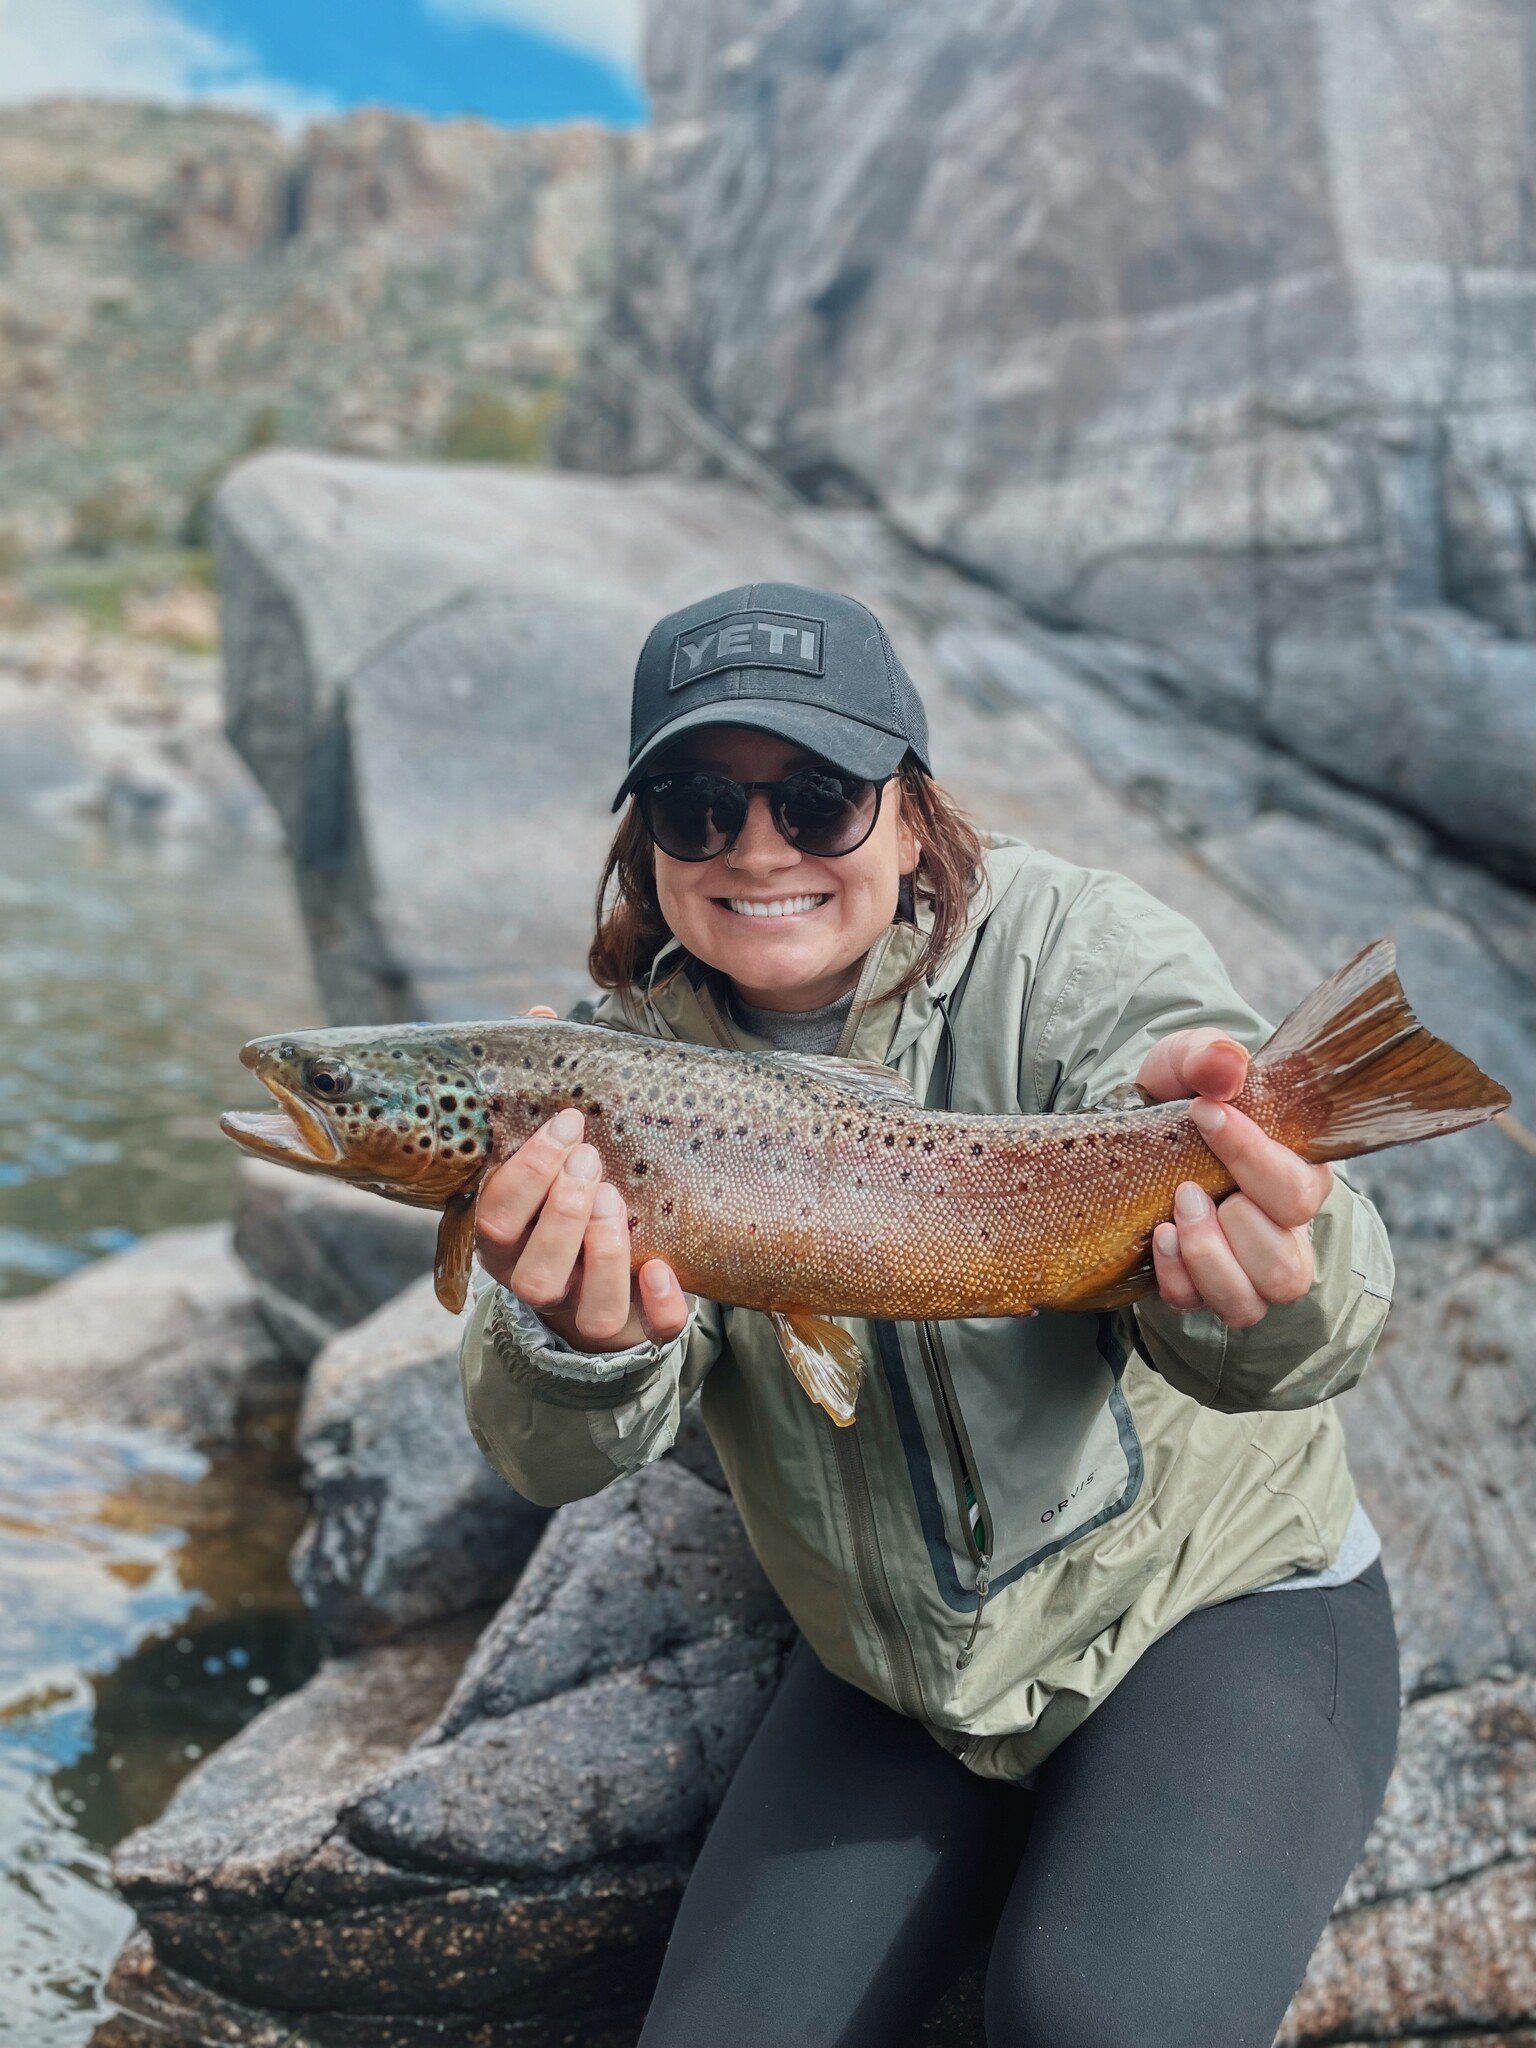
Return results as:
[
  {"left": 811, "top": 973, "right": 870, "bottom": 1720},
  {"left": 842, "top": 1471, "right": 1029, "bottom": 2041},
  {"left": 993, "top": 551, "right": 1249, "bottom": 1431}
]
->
[
  {"left": 769, "top": 1310, "right": 864, "bottom": 1426},
  {"left": 745, "top": 1051, "right": 912, "bottom": 1100},
  {"left": 434, "top": 1188, "right": 479, "bottom": 1314}
]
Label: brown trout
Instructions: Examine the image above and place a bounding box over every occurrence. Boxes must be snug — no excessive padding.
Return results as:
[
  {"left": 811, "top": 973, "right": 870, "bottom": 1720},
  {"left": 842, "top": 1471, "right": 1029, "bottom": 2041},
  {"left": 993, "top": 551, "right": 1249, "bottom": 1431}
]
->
[{"left": 221, "top": 939, "right": 1509, "bottom": 1423}]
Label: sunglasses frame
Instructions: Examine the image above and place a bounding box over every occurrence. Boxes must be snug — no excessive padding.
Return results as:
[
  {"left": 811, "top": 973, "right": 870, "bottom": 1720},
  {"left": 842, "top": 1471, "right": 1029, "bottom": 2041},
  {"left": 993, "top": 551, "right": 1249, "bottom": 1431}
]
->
[{"left": 634, "top": 767, "right": 888, "bottom": 863}]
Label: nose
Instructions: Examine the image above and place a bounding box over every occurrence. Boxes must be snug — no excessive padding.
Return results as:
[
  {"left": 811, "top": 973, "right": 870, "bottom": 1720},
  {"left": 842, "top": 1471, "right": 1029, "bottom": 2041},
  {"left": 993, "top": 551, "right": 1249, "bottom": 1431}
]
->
[{"left": 726, "top": 790, "right": 799, "bottom": 877}]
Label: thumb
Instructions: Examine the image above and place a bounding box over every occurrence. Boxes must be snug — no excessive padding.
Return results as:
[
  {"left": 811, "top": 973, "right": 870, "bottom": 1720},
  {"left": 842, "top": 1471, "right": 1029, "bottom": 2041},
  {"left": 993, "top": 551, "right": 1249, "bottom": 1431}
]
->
[
  {"left": 1137, "top": 1027, "right": 1250, "bottom": 1104},
  {"left": 525, "top": 1005, "right": 558, "bottom": 1019}
]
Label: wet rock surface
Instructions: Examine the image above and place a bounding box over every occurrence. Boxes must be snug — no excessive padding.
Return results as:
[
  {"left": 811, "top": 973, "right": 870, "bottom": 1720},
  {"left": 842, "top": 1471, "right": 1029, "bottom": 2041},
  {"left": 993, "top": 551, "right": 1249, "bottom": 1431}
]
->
[
  {"left": 291, "top": 1276, "right": 549, "bottom": 1651},
  {"left": 107, "top": 1455, "right": 790, "bottom": 2041}
]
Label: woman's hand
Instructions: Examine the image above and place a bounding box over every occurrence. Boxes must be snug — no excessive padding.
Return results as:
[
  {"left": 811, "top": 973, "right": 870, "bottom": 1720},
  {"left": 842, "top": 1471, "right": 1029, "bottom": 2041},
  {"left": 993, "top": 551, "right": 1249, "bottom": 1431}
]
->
[
  {"left": 474, "top": 1012, "right": 689, "bottom": 1352},
  {"left": 1136, "top": 1029, "right": 1333, "bottom": 1330}
]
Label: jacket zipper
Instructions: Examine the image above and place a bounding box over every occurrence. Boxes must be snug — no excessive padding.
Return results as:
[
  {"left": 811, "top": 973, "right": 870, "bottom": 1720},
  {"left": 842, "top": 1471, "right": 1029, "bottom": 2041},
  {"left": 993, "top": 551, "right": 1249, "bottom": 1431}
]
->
[
  {"left": 826, "top": 1413, "right": 930, "bottom": 1722},
  {"left": 916, "top": 1320, "right": 994, "bottom": 1669}
]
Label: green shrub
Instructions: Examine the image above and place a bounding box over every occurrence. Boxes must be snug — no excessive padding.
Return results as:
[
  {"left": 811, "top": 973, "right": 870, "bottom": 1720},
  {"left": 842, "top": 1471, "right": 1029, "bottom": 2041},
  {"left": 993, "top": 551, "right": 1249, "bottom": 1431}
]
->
[
  {"left": 437, "top": 386, "right": 561, "bottom": 465},
  {"left": 69, "top": 482, "right": 161, "bottom": 557}
]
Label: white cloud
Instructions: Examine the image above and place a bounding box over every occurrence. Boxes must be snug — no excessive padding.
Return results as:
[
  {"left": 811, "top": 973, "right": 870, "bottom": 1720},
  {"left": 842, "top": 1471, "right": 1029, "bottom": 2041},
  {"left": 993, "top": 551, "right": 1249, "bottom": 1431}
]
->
[
  {"left": 425, "top": 0, "right": 643, "bottom": 76},
  {"left": 0, "top": 0, "right": 335, "bottom": 125}
]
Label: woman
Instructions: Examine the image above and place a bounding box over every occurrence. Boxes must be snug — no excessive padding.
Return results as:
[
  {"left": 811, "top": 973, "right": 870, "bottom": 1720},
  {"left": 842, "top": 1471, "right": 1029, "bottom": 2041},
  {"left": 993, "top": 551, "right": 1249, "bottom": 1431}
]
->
[{"left": 458, "top": 581, "right": 1400, "bottom": 2048}]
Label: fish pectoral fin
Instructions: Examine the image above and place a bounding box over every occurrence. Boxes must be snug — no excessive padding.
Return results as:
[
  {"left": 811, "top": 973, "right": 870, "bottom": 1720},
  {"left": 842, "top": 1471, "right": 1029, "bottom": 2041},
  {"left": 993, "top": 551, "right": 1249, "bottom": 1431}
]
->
[
  {"left": 769, "top": 1311, "right": 864, "bottom": 1427},
  {"left": 1055, "top": 1238, "right": 1157, "bottom": 1313},
  {"left": 434, "top": 1189, "right": 479, "bottom": 1314}
]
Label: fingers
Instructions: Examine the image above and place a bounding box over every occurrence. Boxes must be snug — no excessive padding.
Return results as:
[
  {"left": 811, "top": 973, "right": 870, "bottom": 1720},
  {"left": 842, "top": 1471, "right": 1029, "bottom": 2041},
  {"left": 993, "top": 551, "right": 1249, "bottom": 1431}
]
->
[
  {"left": 1136, "top": 1028, "right": 1250, "bottom": 1104},
  {"left": 474, "top": 1107, "right": 586, "bottom": 1281},
  {"left": 637, "top": 1259, "right": 691, "bottom": 1344},
  {"left": 1218, "top": 1194, "right": 1314, "bottom": 1305},
  {"left": 1189, "top": 1099, "right": 1332, "bottom": 1229},
  {"left": 1163, "top": 1182, "right": 1268, "bottom": 1327},
  {"left": 569, "top": 1183, "right": 635, "bottom": 1344},
  {"left": 509, "top": 1142, "right": 603, "bottom": 1311},
  {"left": 525, "top": 1005, "right": 558, "bottom": 1018},
  {"left": 1152, "top": 1220, "right": 1202, "bottom": 1314}
]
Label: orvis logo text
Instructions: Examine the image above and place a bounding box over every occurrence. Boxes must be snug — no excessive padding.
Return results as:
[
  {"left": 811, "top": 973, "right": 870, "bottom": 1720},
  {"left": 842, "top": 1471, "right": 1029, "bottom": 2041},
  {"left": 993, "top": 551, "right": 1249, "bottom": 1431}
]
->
[{"left": 669, "top": 611, "right": 825, "bottom": 690}]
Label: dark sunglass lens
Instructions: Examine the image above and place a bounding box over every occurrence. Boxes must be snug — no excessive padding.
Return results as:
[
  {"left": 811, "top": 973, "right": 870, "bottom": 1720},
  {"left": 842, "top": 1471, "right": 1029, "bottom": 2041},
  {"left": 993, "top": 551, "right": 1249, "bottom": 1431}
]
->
[
  {"left": 777, "top": 771, "right": 878, "bottom": 854},
  {"left": 643, "top": 774, "right": 745, "bottom": 860}
]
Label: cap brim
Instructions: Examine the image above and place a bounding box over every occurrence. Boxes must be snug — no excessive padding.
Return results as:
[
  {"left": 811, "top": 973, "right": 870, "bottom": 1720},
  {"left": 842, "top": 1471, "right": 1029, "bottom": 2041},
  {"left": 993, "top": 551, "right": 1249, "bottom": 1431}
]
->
[{"left": 612, "top": 698, "right": 912, "bottom": 809}]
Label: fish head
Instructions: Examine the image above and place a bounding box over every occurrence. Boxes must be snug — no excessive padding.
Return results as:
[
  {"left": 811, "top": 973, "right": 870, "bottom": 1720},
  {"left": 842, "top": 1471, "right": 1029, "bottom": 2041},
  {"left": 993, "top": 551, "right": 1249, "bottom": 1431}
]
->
[{"left": 221, "top": 1025, "right": 493, "bottom": 1204}]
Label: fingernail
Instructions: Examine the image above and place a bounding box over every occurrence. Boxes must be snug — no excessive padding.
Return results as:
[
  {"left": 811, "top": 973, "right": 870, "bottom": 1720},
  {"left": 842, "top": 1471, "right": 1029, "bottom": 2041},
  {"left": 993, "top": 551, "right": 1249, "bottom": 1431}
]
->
[
  {"left": 1155, "top": 1224, "right": 1180, "bottom": 1258},
  {"left": 1174, "top": 1182, "right": 1208, "bottom": 1223},
  {"left": 1190, "top": 1100, "right": 1225, "bottom": 1135},
  {"left": 564, "top": 1144, "right": 600, "bottom": 1182},
  {"left": 550, "top": 1107, "right": 583, "bottom": 1142},
  {"left": 591, "top": 1182, "right": 624, "bottom": 1217}
]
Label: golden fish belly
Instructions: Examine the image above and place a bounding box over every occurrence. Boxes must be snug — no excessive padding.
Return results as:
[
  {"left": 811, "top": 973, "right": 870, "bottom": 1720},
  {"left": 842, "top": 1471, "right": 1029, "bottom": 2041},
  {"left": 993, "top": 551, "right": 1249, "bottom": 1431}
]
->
[{"left": 599, "top": 1099, "right": 1231, "bottom": 1322}]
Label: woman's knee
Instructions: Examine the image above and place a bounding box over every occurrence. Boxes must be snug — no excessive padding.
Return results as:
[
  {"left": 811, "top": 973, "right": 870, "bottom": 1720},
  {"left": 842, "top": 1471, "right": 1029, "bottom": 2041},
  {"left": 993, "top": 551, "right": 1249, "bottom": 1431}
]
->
[{"left": 984, "top": 1929, "right": 1235, "bottom": 2048}]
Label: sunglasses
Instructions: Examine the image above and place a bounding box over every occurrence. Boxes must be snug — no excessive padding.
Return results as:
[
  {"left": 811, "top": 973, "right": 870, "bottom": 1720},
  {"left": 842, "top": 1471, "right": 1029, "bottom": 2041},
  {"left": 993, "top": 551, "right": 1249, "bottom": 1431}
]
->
[{"left": 635, "top": 766, "right": 887, "bottom": 863}]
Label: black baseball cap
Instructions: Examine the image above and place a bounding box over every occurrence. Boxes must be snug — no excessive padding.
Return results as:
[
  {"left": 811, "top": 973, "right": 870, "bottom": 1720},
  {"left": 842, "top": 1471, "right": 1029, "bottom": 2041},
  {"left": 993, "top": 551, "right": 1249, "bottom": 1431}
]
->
[{"left": 611, "top": 581, "right": 931, "bottom": 810}]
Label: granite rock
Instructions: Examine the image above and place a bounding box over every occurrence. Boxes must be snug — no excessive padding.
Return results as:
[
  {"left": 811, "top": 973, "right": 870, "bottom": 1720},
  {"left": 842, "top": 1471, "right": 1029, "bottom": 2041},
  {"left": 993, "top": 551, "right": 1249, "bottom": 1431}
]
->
[
  {"left": 0, "top": 1221, "right": 293, "bottom": 1443},
  {"left": 567, "top": 0, "right": 1536, "bottom": 880},
  {"left": 107, "top": 1455, "right": 789, "bottom": 2036},
  {"left": 233, "top": 1156, "right": 438, "bottom": 1365},
  {"left": 214, "top": 451, "right": 868, "bottom": 1022},
  {"left": 290, "top": 1276, "right": 549, "bottom": 1650}
]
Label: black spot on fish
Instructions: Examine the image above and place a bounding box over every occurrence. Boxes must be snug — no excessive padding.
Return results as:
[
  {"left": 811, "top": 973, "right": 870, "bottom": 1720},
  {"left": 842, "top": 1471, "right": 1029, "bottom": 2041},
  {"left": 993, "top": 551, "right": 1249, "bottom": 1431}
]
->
[
  {"left": 884, "top": 1134, "right": 895, "bottom": 1147},
  {"left": 689, "top": 1138, "right": 702, "bottom": 1153},
  {"left": 439, "top": 1095, "right": 456, "bottom": 1111},
  {"left": 901, "top": 1168, "right": 911, "bottom": 1183},
  {"left": 714, "top": 1126, "right": 726, "bottom": 1141},
  {"left": 521, "top": 1057, "right": 532, "bottom": 1070},
  {"left": 458, "top": 1116, "right": 471, "bottom": 1131},
  {"left": 970, "top": 1142, "right": 983, "bottom": 1157},
  {"left": 415, "top": 1105, "right": 430, "bottom": 1118},
  {"left": 458, "top": 1139, "right": 476, "bottom": 1154},
  {"left": 735, "top": 1125, "right": 747, "bottom": 1138},
  {"left": 553, "top": 1055, "right": 564, "bottom": 1069},
  {"left": 588, "top": 1103, "right": 603, "bottom": 1117},
  {"left": 633, "top": 1161, "right": 649, "bottom": 1176},
  {"left": 570, "top": 1084, "right": 583, "bottom": 1098},
  {"left": 1062, "top": 1137, "right": 1075, "bottom": 1151},
  {"left": 858, "top": 1126, "right": 870, "bottom": 1140},
  {"left": 390, "top": 1050, "right": 403, "bottom": 1060},
  {"left": 368, "top": 1107, "right": 382, "bottom": 1121},
  {"left": 469, "top": 1043, "right": 485, "bottom": 1058},
  {"left": 922, "top": 1139, "right": 935, "bottom": 1153}
]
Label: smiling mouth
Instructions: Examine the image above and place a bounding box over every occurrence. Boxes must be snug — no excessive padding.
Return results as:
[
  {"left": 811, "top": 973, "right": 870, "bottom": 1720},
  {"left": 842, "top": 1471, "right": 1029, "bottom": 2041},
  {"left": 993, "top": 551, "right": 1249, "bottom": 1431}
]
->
[{"left": 716, "top": 894, "right": 830, "bottom": 920}]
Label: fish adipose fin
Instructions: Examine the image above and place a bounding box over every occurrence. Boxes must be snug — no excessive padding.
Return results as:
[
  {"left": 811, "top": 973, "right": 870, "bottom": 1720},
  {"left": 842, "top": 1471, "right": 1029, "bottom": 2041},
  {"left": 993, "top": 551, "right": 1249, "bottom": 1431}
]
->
[
  {"left": 434, "top": 1189, "right": 479, "bottom": 1313},
  {"left": 1255, "top": 938, "right": 1511, "bottom": 1161},
  {"left": 769, "top": 1311, "right": 864, "bottom": 1426}
]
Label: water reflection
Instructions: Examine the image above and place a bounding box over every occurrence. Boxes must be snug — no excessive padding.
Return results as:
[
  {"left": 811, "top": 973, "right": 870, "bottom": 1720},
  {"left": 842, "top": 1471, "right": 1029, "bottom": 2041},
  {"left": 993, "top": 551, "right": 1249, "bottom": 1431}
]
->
[{"left": 0, "top": 1415, "right": 317, "bottom": 2045}]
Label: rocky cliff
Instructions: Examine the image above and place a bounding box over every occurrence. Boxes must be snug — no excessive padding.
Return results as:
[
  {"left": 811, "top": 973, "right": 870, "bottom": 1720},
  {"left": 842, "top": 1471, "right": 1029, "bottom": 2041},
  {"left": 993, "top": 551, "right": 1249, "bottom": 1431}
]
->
[
  {"left": 563, "top": 0, "right": 1536, "bottom": 885},
  {"left": 0, "top": 99, "right": 636, "bottom": 561}
]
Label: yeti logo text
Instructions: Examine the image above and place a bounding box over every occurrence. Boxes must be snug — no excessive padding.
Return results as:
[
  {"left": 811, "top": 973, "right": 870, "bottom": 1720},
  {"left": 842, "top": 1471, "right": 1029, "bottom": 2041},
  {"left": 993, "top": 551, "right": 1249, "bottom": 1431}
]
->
[{"left": 669, "top": 611, "right": 825, "bottom": 689}]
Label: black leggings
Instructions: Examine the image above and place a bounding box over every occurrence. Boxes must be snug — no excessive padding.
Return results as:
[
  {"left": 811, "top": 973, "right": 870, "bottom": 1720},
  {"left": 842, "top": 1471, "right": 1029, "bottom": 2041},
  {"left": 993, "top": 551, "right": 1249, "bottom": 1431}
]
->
[{"left": 638, "top": 1560, "right": 1399, "bottom": 2048}]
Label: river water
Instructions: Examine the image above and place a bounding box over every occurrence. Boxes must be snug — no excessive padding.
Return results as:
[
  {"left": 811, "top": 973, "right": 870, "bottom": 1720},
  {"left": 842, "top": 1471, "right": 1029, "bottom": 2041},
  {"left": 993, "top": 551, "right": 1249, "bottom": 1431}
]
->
[{"left": 0, "top": 806, "right": 323, "bottom": 2043}]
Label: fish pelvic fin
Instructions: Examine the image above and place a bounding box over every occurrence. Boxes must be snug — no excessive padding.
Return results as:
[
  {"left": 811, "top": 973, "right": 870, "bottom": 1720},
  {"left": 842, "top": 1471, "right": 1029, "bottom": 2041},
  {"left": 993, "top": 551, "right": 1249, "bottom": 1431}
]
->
[
  {"left": 769, "top": 1311, "right": 864, "bottom": 1427},
  {"left": 434, "top": 1188, "right": 479, "bottom": 1313},
  {"left": 1252, "top": 938, "right": 1511, "bottom": 1163}
]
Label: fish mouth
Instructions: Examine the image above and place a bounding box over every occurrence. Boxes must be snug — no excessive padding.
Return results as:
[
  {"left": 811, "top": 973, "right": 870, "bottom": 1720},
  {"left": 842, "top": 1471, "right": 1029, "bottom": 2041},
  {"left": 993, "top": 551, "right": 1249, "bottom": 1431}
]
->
[{"left": 221, "top": 1053, "right": 345, "bottom": 1170}]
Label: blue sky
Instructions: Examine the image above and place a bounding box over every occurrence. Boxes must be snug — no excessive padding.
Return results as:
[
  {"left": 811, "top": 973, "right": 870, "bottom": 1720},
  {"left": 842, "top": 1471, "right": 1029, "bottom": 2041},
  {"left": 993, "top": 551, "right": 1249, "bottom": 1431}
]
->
[{"left": 0, "top": 0, "right": 646, "bottom": 127}]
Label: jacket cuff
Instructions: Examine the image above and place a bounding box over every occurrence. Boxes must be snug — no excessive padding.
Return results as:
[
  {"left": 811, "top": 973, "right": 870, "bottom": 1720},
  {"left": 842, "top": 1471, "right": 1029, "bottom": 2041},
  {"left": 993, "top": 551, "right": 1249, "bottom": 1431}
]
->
[{"left": 485, "top": 1283, "right": 664, "bottom": 1409}]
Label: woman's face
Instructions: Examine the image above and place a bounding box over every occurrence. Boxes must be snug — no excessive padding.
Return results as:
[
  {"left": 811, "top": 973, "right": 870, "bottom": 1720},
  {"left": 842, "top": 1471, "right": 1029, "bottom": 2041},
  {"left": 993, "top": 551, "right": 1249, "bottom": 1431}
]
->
[{"left": 649, "top": 725, "right": 920, "bottom": 1012}]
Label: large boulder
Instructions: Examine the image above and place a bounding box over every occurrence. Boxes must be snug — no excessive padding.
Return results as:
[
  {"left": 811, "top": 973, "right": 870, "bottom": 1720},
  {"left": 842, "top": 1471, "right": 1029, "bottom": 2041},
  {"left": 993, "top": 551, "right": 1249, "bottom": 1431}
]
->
[
  {"left": 290, "top": 1276, "right": 549, "bottom": 1650},
  {"left": 566, "top": 0, "right": 1536, "bottom": 882},
  {"left": 0, "top": 1221, "right": 293, "bottom": 1443},
  {"left": 233, "top": 1157, "right": 438, "bottom": 1366},
  {"left": 214, "top": 452, "right": 870, "bottom": 1022},
  {"left": 105, "top": 1453, "right": 791, "bottom": 2043}
]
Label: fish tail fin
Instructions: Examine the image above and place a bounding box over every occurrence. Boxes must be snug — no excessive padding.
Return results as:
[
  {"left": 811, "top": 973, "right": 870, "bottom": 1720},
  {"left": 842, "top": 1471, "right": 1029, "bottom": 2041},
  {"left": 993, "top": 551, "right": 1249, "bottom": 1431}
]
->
[{"left": 1252, "top": 938, "right": 1510, "bottom": 1163}]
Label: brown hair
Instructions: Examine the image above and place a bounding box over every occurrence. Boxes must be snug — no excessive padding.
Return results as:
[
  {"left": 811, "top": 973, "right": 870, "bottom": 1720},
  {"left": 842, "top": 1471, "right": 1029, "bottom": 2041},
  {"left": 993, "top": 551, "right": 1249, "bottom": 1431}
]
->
[{"left": 588, "top": 762, "right": 987, "bottom": 1004}]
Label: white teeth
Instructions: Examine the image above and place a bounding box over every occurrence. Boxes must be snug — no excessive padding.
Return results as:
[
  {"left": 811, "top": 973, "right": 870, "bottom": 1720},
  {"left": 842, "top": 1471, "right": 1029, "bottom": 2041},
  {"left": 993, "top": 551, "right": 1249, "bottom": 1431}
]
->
[{"left": 725, "top": 894, "right": 827, "bottom": 919}]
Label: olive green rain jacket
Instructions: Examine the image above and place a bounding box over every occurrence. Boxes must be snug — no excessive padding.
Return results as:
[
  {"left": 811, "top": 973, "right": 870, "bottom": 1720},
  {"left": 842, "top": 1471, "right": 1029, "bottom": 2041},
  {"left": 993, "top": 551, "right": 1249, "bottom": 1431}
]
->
[{"left": 458, "top": 837, "right": 1394, "bottom": 1780}]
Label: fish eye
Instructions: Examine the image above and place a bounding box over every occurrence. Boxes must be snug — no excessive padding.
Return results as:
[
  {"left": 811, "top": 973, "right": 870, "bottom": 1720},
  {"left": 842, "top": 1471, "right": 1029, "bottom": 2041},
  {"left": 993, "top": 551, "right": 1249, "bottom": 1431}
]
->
[{"left": 303, "top": 1057, "right": 352, "bottom": 1099}]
